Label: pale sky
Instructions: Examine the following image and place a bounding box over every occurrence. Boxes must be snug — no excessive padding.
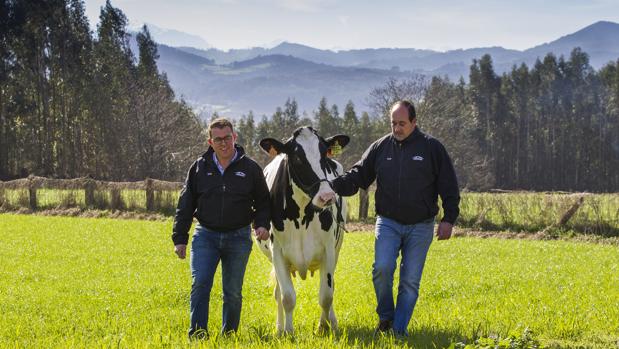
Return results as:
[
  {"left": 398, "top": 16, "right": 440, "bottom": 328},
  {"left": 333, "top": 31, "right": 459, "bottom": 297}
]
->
[{"left": 84, "top": 0, "right": 619, "bottom": 52}]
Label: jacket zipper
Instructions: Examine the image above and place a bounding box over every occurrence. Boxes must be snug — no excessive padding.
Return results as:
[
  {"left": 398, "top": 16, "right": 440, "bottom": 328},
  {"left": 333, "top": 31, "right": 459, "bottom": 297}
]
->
[
  {"left": 217, "top": 154, "right": 239, "bottom": 227},
  {"left": 221, "top": 180, "right": 226, "bottom": 226},
  {"left": 219, "top": 163, "right": 226, "bottom": 227},
  {"left": 397, "top": 142, "right": 403, "bottom": 209}
]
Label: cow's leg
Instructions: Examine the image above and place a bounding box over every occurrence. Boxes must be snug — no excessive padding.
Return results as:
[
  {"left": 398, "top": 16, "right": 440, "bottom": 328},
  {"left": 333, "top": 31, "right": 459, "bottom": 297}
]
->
[
  {"left": 274, "top": 277, "right": 284, "bottom": 333},
  {"left": 272, "top": 247, "right": 295, "bottom": 334},
  {"left": 318, "top": 248, "right": 337, "bottom": 332}
]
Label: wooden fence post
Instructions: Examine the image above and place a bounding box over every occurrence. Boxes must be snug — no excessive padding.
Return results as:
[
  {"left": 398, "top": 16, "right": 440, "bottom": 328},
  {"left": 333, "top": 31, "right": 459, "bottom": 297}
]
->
[
  {"left": 145, "top": 178, "right": 154, "bottom": 211},
  {"left": 84, "top": 179, "right": 95, "bottom": 208},
  {"left": 556, "top": 196, "right": 585, "bottom": 226},
  {"left": 358, "top": 188, "right": 369, "bottom": 220},
  {"left": 110, "top": 187, "right": 122, "bottom": 210},
  {"left": 28, "top": 176, "right": 37, "bottom": 210},
  {"left": 542, "top": 195, "right": 585, "bottom": 234}
]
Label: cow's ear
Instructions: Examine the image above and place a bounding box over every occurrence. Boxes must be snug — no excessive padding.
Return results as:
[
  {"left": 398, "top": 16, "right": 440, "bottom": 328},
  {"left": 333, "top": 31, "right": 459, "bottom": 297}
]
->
[
  {"left": 260, "top": 138, "right": 286, "bottom": 156},
  {"left": 326, "top": 134, "right": 350, "bottom": 149},
  {"left": 325, "top": 135, "right": 349, "bottom": 157}
]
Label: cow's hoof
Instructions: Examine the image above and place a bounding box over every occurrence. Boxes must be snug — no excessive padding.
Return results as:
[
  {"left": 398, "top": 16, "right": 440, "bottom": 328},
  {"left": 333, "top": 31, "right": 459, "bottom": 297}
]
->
[
  {"left": 277, "top": 329, "right": 294, "bottom": 337},
  {"left": 316, "top": 322, "right": 337, "bottom": 335}
]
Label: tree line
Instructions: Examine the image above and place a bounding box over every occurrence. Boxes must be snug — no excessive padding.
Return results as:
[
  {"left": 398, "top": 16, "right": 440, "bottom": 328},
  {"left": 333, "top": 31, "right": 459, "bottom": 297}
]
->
[
  {"left": 1, "top": 1, "right": 618, "bottom": 191},
  {"left": 234, "top": 50, "right": 619, "bottom": 192},
  {"left": 0, "top": 0, "right": 205, "bottom": 181}
]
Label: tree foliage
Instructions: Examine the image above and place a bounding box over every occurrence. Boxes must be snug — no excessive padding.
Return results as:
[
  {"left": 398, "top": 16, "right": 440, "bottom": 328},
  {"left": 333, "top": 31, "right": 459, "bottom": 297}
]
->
[
  {"left": 2, "top": 1, "right": 617, "bottom": 191},
  {"left": 0, "top": 0, "right": 204, "bottom": 181},
  {"left": 241, "top": 49, "right": 619, "bottom": 192}
]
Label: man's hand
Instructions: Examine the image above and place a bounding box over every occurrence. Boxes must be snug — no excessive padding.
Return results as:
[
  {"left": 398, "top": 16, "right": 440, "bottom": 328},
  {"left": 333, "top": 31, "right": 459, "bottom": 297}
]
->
[
  {"left": 174, "top": 244, "right": 187, "bottom": 259},
  {"left": 254, "top": 227, "right": 270, "bottom": 241},
  {"left": 436, "top": 222, "right": 453, "bottom": 240}
]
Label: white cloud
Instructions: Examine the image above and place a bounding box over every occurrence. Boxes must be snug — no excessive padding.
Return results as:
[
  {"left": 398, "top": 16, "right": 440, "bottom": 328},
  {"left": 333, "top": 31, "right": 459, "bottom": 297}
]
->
[{"left": 338, "top": 15, "right": 349, "bottom": 25}]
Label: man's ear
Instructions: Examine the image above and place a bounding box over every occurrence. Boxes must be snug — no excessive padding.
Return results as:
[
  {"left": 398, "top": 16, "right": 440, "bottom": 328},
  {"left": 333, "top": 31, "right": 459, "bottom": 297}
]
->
[{"left": 259, "top": 138, "right": 286, "bottom": 156}]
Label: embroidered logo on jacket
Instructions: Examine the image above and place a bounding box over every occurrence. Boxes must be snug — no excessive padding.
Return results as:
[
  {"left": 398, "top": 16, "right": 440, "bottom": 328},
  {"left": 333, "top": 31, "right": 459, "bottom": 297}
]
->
[
  {"left": 412, "top": 156, "right": 424, "bottom": 161},
  {"left": 207, "top": 172, "right": 213, "bottom": 176},
  {"left": 235, "top": 171, "right": 246, "bottom": 177}
]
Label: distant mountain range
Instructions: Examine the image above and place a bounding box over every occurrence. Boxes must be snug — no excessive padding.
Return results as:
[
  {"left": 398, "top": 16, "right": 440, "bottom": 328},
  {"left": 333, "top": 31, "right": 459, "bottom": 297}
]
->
[
  {"left": 130, "top": 23, "right": 212, "bottom": 50},
  {"left": 144, "top": 21, "right": 619, "bottom": 118}
]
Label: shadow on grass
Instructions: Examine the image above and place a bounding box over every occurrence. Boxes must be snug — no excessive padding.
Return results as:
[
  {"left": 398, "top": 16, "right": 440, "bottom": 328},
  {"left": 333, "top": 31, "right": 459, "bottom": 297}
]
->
[
  {"left": 240, "top": 323, "right": 467, "bottom": 348},
  {"left": 341, "top": 324, "right": 467, "bottom": 348}
]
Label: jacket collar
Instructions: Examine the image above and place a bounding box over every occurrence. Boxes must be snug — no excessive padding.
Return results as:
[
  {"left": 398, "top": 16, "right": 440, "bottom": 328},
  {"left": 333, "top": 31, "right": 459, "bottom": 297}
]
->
[{"left": 390, "top": 126, "right": 422, "bottom": 145}]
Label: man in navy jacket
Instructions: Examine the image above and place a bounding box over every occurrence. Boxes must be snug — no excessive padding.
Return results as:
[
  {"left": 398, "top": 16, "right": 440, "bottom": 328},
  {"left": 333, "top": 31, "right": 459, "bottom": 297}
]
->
[
  {"left": 322, "top": 100, "right": 460, "bottom": 336},
  {"left": 172, "top": 117, "right": 270, "bottom": 339}
]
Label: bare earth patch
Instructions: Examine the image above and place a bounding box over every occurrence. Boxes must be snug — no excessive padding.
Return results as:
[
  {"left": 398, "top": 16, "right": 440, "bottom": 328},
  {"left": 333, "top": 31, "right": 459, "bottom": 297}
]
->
[
  {"left": 344, "top": 222, "right": 619, "bottom": 245},
  {"left": 453, "top": 227, "right": 619, "bottom": 246}
]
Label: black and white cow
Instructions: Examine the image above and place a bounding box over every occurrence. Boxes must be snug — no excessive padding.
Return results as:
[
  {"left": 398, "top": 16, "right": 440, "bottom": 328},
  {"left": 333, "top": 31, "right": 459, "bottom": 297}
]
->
[{"left": 256, "top": 126, "right": 349, "bottom": 334}]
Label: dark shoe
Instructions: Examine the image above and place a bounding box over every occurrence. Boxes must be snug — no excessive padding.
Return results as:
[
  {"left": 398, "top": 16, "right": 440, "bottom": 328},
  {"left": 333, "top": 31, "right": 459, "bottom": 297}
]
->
[
  {"left": 373, "top": 319, "right": 393, "bottom": 337},
  {"left": 188, "top": 328, "right": 208, "bottom": 340},
  {"left": 221, "top": 328, "right": 238, "bottom": 337},
  {"left": 394, "top": 330, "right": 409, "bottom": 339}
]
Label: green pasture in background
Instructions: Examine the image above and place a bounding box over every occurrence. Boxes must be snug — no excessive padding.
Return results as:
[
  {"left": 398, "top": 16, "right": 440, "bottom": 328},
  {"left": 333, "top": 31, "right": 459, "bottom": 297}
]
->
[{"left": 0, "top": 214, "right": 617, "bottom": 348}]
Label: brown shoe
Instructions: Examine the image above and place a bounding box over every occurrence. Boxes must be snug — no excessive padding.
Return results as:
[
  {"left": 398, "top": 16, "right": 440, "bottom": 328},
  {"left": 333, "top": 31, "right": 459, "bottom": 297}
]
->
[{"left": 373, "top": 319, "right": 393, "bottom": 337}]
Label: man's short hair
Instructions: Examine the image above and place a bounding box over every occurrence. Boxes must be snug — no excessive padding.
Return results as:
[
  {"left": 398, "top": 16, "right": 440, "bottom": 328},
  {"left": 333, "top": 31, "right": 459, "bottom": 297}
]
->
[
  {"left": 391, "top": 100, "right": 416, "bottom": 122},
  {"left": 208, "top": 117, "right": 234, "bottom": 138}
]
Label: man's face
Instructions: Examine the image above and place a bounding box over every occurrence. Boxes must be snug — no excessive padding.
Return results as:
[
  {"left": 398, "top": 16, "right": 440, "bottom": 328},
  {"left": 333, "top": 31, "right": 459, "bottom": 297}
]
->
[
  {"left": 390, "top": 104, "right": 416, "bottom": 141},
  {"left": 208, "top": 126, "right": 236, "bottom": 160}
]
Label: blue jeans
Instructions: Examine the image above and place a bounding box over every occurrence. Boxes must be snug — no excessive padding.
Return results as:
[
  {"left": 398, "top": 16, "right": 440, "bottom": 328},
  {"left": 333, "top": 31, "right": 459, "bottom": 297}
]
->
[
  {"left": 188, "top": 225, "right": 252, "bottom": 337},
  {"left": 373, "top": 215, "right": 434, "bottom": 335}
]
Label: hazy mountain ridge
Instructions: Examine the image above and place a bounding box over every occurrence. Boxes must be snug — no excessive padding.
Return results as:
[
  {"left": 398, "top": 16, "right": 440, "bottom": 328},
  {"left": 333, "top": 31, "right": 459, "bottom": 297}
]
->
[
  {"left": 132, "top": 22, "right": 212, "bottom": 50},
  {"left": 156, "top": 51, "right": 413, "bottom": 117},
  {"left": 175, "top": 22, "right": 619, "bottom": 72},
  {"left": 151, "top": 21, "right": 619, "bottom": 117}
]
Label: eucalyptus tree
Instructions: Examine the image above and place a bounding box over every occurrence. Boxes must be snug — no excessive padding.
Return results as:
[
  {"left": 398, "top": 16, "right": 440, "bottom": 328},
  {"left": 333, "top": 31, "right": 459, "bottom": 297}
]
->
[{"left": 91, "top": 0, "right": 136, "bottom": 179}]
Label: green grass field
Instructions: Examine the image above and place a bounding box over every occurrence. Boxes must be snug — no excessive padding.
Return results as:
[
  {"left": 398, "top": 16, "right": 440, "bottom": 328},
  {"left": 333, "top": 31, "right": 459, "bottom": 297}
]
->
[{"left": 0, "top": 214, "right": 618, "bottom": 348}]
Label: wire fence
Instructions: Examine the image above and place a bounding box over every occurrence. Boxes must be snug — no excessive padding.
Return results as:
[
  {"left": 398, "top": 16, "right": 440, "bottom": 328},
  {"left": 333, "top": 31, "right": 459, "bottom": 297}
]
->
[{"left": 1, "top": 177, "right": 618, "bottom": 236}]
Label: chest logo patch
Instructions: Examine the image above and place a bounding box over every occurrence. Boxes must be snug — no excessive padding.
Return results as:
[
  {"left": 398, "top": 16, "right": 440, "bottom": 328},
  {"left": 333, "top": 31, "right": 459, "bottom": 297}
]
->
[
  {"left": 386, "top": 157, "right": 392, "bottom": 160},
  {"left": 207, "top": 172, "right": 213, "bottom": 176},
  {"left": 235, "top": 171, "right": 246, "bottom": 177},
  {"left": 412, "top": 155, "right": 424, "bottom": 161}
]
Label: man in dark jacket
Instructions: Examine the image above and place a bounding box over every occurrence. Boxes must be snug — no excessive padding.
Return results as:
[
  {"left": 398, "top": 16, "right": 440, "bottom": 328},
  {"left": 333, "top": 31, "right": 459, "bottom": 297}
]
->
[
  {"left": 321, "top": 100, "right": 460, "bottom": 337},
  {"left": 172, "top": 117, "right": 271, "bottom": 339}
]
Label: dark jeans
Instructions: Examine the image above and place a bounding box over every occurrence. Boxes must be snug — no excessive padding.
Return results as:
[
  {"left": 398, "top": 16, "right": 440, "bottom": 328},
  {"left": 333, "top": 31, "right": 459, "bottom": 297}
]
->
[
  {"left": 373, "top": 215, "right": 434, "bottom": 335},
  {"left": 188, "top": 224, "right": 252, "bottom": 337}
]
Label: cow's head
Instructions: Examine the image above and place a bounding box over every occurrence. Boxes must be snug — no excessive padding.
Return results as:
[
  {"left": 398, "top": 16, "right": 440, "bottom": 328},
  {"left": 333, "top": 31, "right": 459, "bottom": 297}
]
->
[{"left": 260, "top": 127, "right": 349, "bottom": 209}]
